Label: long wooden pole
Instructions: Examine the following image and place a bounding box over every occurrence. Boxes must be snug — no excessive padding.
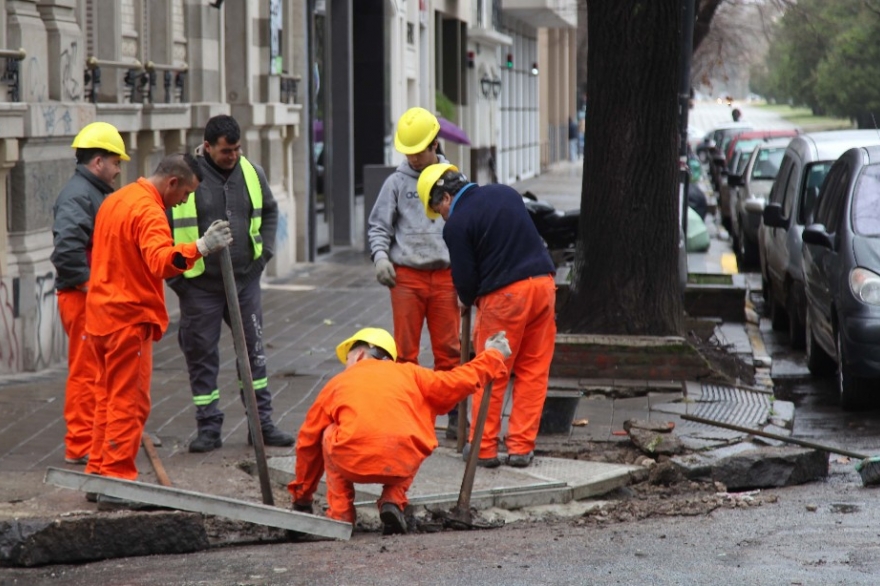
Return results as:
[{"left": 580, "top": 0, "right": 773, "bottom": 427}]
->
[
  {"left": 456, "top": 307, "right": 472, "bottom": 453},
  {"left": 219, "top": 248, "right": 274, "bottom": 506}
]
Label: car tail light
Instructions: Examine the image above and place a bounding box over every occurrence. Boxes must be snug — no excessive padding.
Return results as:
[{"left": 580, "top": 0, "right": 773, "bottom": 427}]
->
[{"left": 850, "top": 267, "right": 880, "bottom": 305}]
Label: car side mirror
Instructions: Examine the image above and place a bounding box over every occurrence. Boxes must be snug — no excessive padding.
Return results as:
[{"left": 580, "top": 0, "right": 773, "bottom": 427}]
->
[
  {"left": 762, "top": 203, "right": 789, "bottom": 228},
  {"left": 727, "top": 174, "right": 743, "bottom": 187},
  {"left": 802, "top": 224, "right": 834, "bottom": 250}
]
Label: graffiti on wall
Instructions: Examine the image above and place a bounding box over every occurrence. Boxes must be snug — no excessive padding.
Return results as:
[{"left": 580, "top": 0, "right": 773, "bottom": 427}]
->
[
  {"left": 0, "top": 280, "right": 21, "bottom": 374},
  {"left": 33, "top": 272, "right": 64, "bottom": 370},
  {"left": 60, "top": 41, "right": 82, "bottom": 102},
  {"left": 26, "top": 56, "right": 47, "bottom": 103}
]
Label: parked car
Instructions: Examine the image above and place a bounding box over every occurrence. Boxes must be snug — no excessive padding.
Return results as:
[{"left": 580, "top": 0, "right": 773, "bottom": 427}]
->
[
  {"left": 759, "top": 130, "right": 880, "bottom": 350},
  {"left": 728, "top": 138, "right": 791, "bottom": 268},
  {"left": 707, "top": 123, "right": 753, "bottom": 201},
  {"left": 802, "top": 145, "right": 880, "bottom": 408},
  {"left": 718, "top": 129, "right": 799, "bottom": 236}
]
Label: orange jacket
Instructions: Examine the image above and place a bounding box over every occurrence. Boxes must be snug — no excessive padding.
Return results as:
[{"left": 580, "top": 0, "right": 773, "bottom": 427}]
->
[
  {"left": 290, "top": 349, "right": 508, "bottom": 503},
  {"left": 86, "top": 178, "right": 201, "bottom": 339}
]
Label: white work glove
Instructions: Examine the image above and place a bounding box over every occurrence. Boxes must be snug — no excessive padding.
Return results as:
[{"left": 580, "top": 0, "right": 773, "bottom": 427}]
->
[
  {"left": 196, "top": 220, "right": 233, "bottom": 256},
  {"left": 485, "top": 331, "right": 511, "bottom": 360},
  {"left": 374, "top": 258, "right": 397, "bottom": 287}
]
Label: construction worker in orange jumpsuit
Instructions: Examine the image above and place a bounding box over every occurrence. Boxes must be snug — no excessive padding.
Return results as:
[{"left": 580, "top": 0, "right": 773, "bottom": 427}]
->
[
  {"left": 51, "top": 122, "right": 129, "bottom": 465},
  {"left": 288, "top": 327, "right": 510, "bottom": 534},
  {"left": 84, "top": 154, "right": 233, "bottom": 510},
  {"left": 367, "top": 107, "right": 463, "bottom": 440},
  {"left": 418, "top": 164, "right": 557, "bottom": 469}
]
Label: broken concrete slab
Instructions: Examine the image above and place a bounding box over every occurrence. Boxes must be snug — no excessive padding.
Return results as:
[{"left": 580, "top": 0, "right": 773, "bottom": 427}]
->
[
  {"left": 671, "top": 442, "right": 758, "bottom": 479},
  {"left": 268, "top": 448, "right": 642, "bottom": 512},
  {"left": 0, "top": 512, "right": 206, "bottom": 567},
  {"left": 712, "top": 446, "right": 829, "bottom": 490},
  {"left": 43, "top": 468, "right": 351, "bottom": 541}
]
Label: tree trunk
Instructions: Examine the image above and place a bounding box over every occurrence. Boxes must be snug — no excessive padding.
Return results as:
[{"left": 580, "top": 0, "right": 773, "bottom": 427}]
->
[{"left": 558, "top": 0, "right": 684, "bottom": 336}]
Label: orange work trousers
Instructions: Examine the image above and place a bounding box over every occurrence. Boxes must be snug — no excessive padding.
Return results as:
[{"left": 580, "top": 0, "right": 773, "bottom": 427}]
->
[
  {"left": 85, "top": 323, "right": 153, "bottom": 480},
  {"left": 470, "top": 275, "right": 556, "bottom": 458},
  {"left": 321, "top": 424, "right": 416, "bottom": 523},
  {"left": 389, "top": 266, "right": 460, "bottom": 371},
  {"left": 57, "top": 289, "right": 97, "bottom": 461}
]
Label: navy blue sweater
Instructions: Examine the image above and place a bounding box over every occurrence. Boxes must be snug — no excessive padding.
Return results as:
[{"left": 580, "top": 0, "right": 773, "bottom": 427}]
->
[{"left": 442, "top": 183, "right": 555, "bottom": 306}]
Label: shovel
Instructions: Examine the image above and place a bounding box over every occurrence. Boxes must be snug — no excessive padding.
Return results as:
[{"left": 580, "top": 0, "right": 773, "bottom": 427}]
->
[
  {"left": 219, "top": 248, "right": 274, "bottom": 506},
  {"left": 439, "top": 378, "right": 495, "bottom": 529},
  {"left": 455, "top": 306, "right": 472, "bottom": 453}
]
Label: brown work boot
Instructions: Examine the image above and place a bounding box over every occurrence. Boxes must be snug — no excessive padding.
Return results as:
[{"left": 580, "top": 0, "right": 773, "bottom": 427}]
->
[{"left": 380, "top": 503, "right": 407, "bottom": 535}]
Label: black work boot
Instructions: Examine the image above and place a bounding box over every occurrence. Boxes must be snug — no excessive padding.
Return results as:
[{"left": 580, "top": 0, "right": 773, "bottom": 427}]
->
[
  {"left": 461, "top": 443, "right": 501, "bottom": 468},
  {"left": 445, "top": 410, "right": 458, "bottom": 440},
  {"left": 248, "top": 425, "right": 295, "bottom": 447},
  {"left": 380, "top": 502, "right": 407, "bottom": 535},
  {"left": 189, "top": 429, "right": 222, "bottom": 453}
]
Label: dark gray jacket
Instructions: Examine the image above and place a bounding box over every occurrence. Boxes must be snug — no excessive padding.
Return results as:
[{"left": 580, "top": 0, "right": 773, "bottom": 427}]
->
[
  {"left": 169, "top": 154, "right": 278, "bottom": 294},
  {"left": 51, "top": 165, "right": 115, "bottom": 290}
]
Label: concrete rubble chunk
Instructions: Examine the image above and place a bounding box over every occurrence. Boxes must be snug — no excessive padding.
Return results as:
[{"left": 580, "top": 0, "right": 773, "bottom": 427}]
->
[
  {"left": 712, "top": 446, "right": 829, "bottom": 491},
  {"left": 623, "top": 419, "right": 675, "bottom": 434},
  {"left": 0, "top": 512, "right": 207, "bottom": 567},
  {"left": 627, "top": 427, "right": 685, "bottom": 456}
]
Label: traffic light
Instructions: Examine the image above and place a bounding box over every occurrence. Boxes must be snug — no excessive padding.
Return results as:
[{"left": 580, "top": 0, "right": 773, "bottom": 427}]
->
[
  {"left": 467, "top": 51, "right": 475, "bottom": 69},
  {"left": 506, "top": 53, "right": 513, "bottom": 69}
]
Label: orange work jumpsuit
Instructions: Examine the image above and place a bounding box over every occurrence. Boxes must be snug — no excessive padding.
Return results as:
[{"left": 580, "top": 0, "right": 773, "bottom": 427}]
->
[
  {"left": 288, "top": 349, "right": 507, "bottom": 522},
  {"left": 85, "top": 178, "right": 200, "bottom": 480},
  {"left": 57, "top": 288, "right": 96, "bottom": 461},
  {"left": 471, "top": 275, "right": 557, "bottom": 459}
]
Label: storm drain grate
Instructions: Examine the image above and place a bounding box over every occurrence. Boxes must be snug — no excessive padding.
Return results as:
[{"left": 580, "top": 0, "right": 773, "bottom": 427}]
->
[{"left": 685, "top": 383, "right": 771, "bottom": 428}]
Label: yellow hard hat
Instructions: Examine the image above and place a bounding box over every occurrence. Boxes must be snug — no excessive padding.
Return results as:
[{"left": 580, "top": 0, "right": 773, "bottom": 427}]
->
[
  {"left": 417, "top": 163, "right": 459, "bottom": 220},
  {"left": 394, "top": 107, "right": 440, "bottom": 154},
  {"left": 335, "top": 327, "right": 399, "bottom": 364},
  {"left": 71, "top": 121, "right": 130, "bottom": 161}
]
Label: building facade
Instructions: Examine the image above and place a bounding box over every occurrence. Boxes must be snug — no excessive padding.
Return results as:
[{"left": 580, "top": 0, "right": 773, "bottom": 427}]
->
[{"left": 0, "top": 0, "right": 576, "bottom": 374}]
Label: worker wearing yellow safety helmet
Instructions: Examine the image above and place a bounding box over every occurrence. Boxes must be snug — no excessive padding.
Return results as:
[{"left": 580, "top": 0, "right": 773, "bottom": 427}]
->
[
  {"left": 417, "top": 163, "right": 557, "bottom": 470},
  {"left": 366, "top": 107, "right": 464, "bottom": 440},
  {"left": 50, "top": 121, "right": 129, "bottom": 467},
  {"left": 288, "top": 327, "right": 511, "bottom": 534}
]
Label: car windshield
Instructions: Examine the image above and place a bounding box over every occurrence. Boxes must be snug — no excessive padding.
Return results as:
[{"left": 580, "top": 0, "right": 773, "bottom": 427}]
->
[
  {"left": 798, "top": 161, "right": 835, "bottom": 224},
  {"left": 750, "top": 146, "right": 786, "bottom": 181},
  {"left": 734, "top": 147, "right": 757, "bottom": 175},
  {"left": 853, "top": 163, "right": 880, "bottom": 236}
]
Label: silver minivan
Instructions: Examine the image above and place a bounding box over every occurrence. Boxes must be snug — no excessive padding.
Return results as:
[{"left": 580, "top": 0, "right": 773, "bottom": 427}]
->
[{"left": 758, "top": 130, "right": 880, "bottom": 349}]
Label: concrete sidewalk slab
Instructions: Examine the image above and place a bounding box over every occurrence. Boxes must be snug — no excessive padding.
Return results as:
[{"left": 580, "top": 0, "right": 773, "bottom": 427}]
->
[{"left": 266, "top": 448, "right": 642, "bottom": 514}]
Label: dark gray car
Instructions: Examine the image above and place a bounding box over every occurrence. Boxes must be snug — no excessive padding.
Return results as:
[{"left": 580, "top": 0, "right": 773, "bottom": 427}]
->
[
  {"left": 802, "top": 145, "right": 880, "bottom": 409},
  {"left": 759, "top": 130, "right": 880, "bottom": 350}
]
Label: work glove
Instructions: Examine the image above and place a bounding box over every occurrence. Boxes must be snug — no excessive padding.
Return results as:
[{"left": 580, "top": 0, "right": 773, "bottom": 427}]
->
[
  {"left": 292, "top": 501, "right": 314, "bottom": 514},
  {"left": 196, "top": 220, "right": 233, "bottom": 256},
  {"left": 374, "top": 258, "right": 397, "bottom": 287},
  {"left": 485, "top": 331, "right": 512, "bottom": 360}
]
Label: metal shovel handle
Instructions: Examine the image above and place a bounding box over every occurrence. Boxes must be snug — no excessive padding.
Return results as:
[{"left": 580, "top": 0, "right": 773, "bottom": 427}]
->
[
  {"left": 456, "top": 307, "right": 472, "bottom": 453},
  {"left": 456, "top": 380, "right": 494, "bottom": 513}
]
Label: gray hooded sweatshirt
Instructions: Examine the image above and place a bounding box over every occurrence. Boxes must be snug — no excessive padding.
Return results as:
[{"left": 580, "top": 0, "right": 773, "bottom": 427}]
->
[{"left": 367, "top": 155, "right": 451, "bottom": 270}]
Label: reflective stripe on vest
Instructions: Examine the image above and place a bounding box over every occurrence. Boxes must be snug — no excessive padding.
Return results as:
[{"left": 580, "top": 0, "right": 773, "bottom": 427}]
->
[{"left": 171, "top": 156, "right": 264, "bottom": 278}]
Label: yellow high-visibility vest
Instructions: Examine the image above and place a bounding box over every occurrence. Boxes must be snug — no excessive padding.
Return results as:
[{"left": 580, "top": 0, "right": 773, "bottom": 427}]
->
[{"left": 172, "top": 156, "right": 263, "bottom": 278}]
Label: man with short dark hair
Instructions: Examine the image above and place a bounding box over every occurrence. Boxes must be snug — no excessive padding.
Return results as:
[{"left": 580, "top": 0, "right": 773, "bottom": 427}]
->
[
  {"left": 417, "top": 164, "right": 557, "bottom": 469},
  {"left": 85, "top": 154, "right": 232, "bottom": 502},
  {"left": 169, "top": 114, "right": 293, "bottom": 453},
  {"left": 52, "top": 121, "right": 129, "bottom": 466}
]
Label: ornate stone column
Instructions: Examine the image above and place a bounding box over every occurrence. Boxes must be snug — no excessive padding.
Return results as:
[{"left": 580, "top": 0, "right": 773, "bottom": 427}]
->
[{"left": 37, "top": 0, "right": 84, "bottom": 102}]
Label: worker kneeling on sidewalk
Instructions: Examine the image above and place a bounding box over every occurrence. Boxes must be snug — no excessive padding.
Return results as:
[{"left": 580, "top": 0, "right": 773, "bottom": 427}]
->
[{"left": 288, "top": 327, "right": 510, "bottom": 534}]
